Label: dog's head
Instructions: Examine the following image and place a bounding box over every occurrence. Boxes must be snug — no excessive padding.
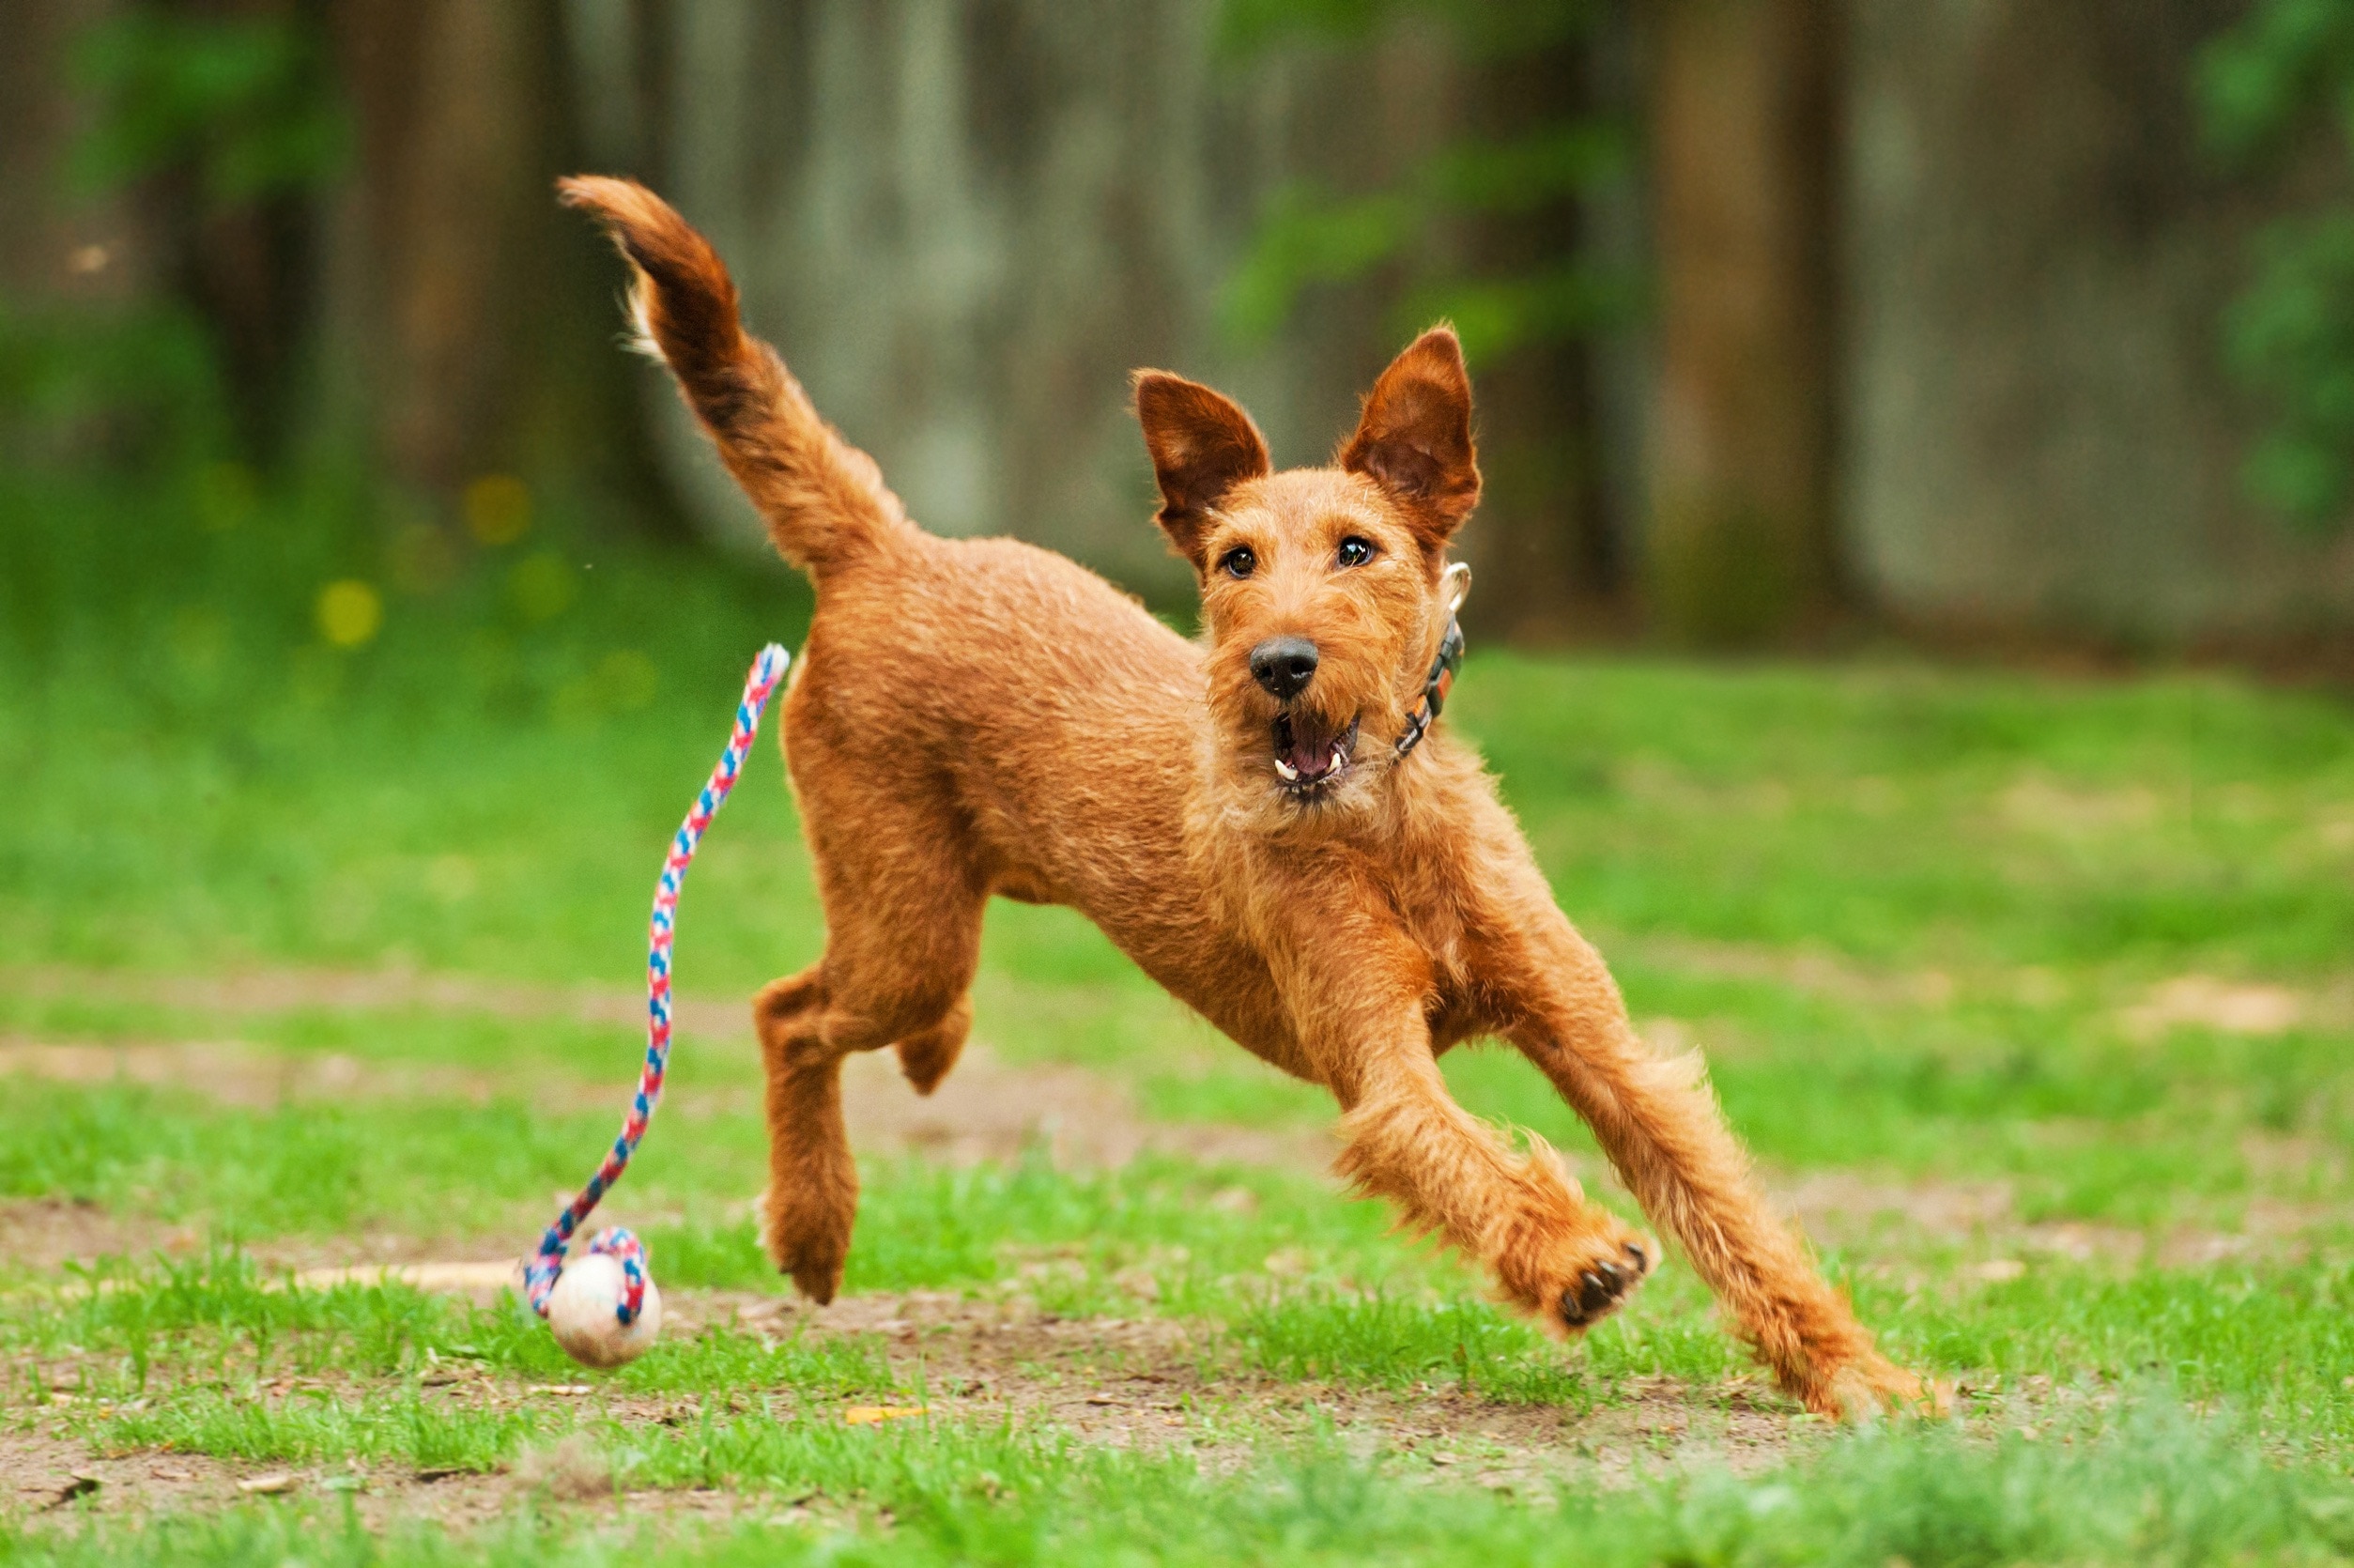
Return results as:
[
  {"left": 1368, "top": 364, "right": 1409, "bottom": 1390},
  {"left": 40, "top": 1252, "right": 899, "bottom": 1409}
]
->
[{"left": 1133, "top": 328, "right": 1479, "bottom": 831}]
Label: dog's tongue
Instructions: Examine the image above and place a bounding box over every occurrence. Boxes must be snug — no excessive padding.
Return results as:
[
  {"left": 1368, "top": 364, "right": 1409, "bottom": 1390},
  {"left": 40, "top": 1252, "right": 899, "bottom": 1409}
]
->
[{"left": 1285, "top": 721, "right": 1341, "bottom": 780}]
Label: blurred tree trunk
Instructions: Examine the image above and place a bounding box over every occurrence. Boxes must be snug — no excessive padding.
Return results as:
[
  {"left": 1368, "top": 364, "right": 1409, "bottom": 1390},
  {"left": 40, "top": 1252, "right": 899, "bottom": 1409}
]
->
[
  {"left": 319, "top": 0, "right": 680, "bottom": 535},
  {"left": 159, "top": 0, "right": 326, "bottom": 466},
  {"left": 1646, "top": 0, "right": 1840, "bottom": 643},
  {"left": 1455, "top": 27, "right": 1628, "bottom": 642},
  {"left": 1842, "top": 0, "right": 2354, "bottom": 643}
]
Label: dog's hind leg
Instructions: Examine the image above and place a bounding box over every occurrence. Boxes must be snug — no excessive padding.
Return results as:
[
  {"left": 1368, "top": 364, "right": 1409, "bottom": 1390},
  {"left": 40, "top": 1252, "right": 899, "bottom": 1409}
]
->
[
  {"left": 753, "top": 783, "right": 984, "bottom": 1302},
  {"left": 752, "top": 962, "right": 854, "bottom": 1300},
  {"left": 1481, "top": 895, "right": 1928, "bottom": 1419}
]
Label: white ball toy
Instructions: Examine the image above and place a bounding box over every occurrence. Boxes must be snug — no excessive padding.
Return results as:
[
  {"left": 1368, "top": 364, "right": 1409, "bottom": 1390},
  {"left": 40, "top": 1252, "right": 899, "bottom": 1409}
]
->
[
  {"left": 522, "top": 645, "right": 788, "bottom": 1373},
  {"left": 546, "top": 1251, "right": 663, "bottom": 1369}
]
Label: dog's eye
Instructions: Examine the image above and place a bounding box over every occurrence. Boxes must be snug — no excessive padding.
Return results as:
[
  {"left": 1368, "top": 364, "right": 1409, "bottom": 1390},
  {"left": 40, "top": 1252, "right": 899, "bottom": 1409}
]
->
[
  {"left": 1336, "top": 536, "right": 1376, "bottom": 568},
  {"left": 1219, "top": 546, "right": 1257, "bottom": 579}
]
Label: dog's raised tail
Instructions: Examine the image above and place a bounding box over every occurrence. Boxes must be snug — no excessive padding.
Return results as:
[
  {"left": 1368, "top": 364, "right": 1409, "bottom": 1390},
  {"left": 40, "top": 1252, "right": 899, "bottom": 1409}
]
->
[{"left": 559, "top": 175, "right": 911, "bottom": 576}]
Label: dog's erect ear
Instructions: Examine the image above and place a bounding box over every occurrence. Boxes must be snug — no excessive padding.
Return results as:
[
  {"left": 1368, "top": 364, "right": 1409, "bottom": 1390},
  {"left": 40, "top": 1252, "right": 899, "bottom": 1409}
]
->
[
  {"left": 1339, "top": 327, "right": 1480, "bottom": 546},
  {"left": 1133, "top": 371, "right": 1271, "bottom": 567}
]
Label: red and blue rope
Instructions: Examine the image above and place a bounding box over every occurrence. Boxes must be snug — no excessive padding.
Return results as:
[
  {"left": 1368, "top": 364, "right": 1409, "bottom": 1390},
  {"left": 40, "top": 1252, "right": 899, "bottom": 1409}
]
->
[{"left": 525, "top": 642, "right": 790, "bottom": 1325}]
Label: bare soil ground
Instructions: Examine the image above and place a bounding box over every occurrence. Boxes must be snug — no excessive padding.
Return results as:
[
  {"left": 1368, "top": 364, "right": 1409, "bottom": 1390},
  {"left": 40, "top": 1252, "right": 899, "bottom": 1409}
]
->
[
  {"left": 0, "top": 962, "right": 1331, "bottom": 1173},
  {"left": 1624, "top": 934, "right": 2353, "bottom": 1039},
  {"left": 0, "top": 1287, "right": 1830, "bottom": 1532}
]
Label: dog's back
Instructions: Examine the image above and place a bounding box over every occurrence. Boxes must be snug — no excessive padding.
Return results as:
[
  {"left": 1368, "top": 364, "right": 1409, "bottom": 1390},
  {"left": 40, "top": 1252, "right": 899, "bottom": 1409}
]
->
[{"left": 562, "top": 176, "right": 1278, "bottom": 1038}]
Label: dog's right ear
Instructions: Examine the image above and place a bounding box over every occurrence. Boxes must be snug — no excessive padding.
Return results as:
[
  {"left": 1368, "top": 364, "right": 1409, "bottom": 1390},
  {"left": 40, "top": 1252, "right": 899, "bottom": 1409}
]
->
[{"left": 1132, "top": 372, "right": 1270, "bottom": 568}]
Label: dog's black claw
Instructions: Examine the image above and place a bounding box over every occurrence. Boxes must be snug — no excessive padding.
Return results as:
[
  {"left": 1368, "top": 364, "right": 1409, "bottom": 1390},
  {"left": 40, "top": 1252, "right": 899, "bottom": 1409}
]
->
[
  {"left": 1562, "top": 1252, "right": 1646, "bottom": 1328},
  {"left": 1623, "top": 1241, "right": 1649, "bottom": 1273}
]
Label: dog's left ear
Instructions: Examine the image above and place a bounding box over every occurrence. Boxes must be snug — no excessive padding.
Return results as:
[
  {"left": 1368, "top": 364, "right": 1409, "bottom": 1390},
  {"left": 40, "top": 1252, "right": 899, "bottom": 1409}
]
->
[
  {"left": 1133, "top": 371, "right": 1271, "bottom": 569},
  {"left": 1339, "top": 327, "right": 1480, "bottom": 546}
]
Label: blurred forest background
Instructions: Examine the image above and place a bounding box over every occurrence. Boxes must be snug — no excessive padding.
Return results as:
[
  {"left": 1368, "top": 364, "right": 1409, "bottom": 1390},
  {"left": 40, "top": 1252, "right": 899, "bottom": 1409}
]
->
[{"left": 10, "top": 0, "right": 2354, "bottom": 666}]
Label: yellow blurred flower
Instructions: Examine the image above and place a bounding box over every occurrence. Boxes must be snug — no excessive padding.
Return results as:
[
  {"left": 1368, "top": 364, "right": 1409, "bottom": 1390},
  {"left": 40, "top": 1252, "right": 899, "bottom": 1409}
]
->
[
  {"left": 464, "top": 474, "right": 532, "bottom": 546},
  {"left": 315, "top": 579, "right": 384, "bottom": 648}
]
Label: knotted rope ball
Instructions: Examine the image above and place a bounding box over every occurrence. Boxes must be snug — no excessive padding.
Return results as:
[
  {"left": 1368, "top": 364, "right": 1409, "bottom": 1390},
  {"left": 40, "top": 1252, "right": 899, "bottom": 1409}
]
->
[{"left": 522, "top": 643, "right": 789, "bottom": 1369}]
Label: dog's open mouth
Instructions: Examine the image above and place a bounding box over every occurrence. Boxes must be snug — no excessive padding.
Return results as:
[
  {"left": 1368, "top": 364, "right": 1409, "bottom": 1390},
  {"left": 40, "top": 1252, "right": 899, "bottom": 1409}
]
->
[{"left": 1271, "top": 713, "right": 1360, "bottom": 792}]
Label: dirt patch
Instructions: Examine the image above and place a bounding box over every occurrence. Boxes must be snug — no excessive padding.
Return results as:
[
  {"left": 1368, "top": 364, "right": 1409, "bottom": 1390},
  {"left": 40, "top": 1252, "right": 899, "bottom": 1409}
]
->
[
  {"left": 0, "top": 1288, "right": 1828, "bottom": 1535},
  {"left": 1783, "top": 1172, "right": 2018, "bottom": 1247},
  {"left": 1616, "top": 934, "right": 1962, "bottom": 1013},
  {"left": 0, "top": 1195, "right": 556, "bottom": 1280},
  {"left": 710, "top": 1288, "right": 1814, "bottom": 1489},
  {"left": 0, "top": 1199, "right": 191, "bottom": 1275},
  {"left": 2, "top": 962, "right": 752, "bottom": 1043},
  {"left": 2117, "top": 976, "right": 2307, "bottom": 1038},
  {"left": 1779, "top": 1168, "right": 2350, "bottom": 1276},
  {"left": 0, "top": 1038, "right": 526, "bottom": 1111},
  {"left": 1618, "top": 937, "right": 2354, "bottom": 1042},
  {"left": 0, "top": 1027, "right": 1327, "bottom": 1180},
  {"left": 0, "top": 1430, "right": 533, "bottom": 1532},
  {"left": 1772, "top": 1172, "right": 2173, "bottom": 1287},
  {"left": 4, "top": 961, "right": 1332, "bottom": 1173},
  {"left": 834, "top": 1048, "right": 1329, "bottom": 1170}
]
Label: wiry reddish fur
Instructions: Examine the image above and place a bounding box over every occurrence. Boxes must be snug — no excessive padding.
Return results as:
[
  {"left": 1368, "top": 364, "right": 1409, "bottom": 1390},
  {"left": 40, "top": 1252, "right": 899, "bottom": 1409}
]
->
[{"left": 560, "top": 175, "right": 1931, "bottom": 1420}]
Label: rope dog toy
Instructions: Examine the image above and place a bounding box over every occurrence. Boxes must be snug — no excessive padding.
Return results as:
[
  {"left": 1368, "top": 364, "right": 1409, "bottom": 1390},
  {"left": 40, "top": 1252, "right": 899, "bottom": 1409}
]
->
[{"left": 524, "top": 642, "right": 790, "bottom": 1368}]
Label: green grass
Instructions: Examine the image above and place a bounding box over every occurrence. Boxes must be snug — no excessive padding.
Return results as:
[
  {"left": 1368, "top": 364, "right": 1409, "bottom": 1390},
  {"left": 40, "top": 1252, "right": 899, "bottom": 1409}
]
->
[
  {"left": 7, "top": 1253, "right": 2354, "bottom": 1560},
  {"left": 7, "top": 502, "right": 2354, "bottom": 1558},
  {"left": 5, "top": 1383, "right": 2353, "bottom": 1564}
]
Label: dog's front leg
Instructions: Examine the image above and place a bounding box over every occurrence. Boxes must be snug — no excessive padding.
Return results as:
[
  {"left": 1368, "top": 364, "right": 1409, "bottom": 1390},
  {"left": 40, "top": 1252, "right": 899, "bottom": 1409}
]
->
[
  {"left": 1271, "top": 904, "right": 1654, "bottom": 1336},
  {"left": 1481, "top": 893, "right": 1929, "bottom": 1418}
]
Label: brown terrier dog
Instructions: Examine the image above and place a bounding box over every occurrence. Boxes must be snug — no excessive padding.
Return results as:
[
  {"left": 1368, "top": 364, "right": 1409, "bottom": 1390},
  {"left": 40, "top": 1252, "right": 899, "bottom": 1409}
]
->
[{"left": 561, "top": 176, "right": 1924, "bottom": 1419}]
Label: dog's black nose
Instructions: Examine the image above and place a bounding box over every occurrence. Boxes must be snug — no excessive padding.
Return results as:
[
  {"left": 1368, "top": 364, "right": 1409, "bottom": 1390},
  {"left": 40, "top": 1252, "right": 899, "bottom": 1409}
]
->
[{"left": 1249, "top": 638, "right": 1319, "bottom": 700}]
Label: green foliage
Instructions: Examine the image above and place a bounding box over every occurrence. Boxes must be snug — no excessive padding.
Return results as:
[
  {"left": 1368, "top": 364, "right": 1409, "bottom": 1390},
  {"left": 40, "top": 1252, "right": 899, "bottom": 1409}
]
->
[
  {"left": 2224, "top": 216, "right": 2354, "bottom": 521},
  {"left": 69, "top": 6, "right": 346, "bottom": 208},
  {"left": 2198, "top": 0, "right": 2354, "bottom": 526},
  {"left": 2196, "top": 0, "right": 2354, "bottom": 160},
  {"left": 1218, "top": 0, "right": 1600, "bottom": 59},
  {"left": 0, "top": 306, "right": 227, "bottom": 474},
  {"left": 1224, "top": 128, "right": 1636, "bottom": 361},
  {"left": 1219, "top": 1, "right": 1634, "bottom": 364}
]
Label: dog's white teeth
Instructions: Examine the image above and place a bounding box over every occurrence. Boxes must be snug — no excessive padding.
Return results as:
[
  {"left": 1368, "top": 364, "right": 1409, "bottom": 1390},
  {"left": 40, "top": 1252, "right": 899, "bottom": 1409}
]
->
[
  {"left": 1274, "top": 758, "right": 1300, "bottom": 782},
  {"left": 1330, "top": 740, "right": 1348, "bottom": 766}
]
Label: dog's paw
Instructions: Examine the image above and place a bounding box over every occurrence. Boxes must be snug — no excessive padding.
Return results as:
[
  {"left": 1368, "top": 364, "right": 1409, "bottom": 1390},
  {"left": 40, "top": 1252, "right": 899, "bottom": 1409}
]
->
[
  {"left": 1496, "top": 1212, "right": 1655, "bottom": 1340},
  {"left": 757, "top": 1187, "right": 852, "bottom": 1305},
  {"left": 1822, "top": 1357, "right": 1951, "bottom": 1422},
  {"left": 1558, "top": 1237, "right": 1654, "bottom": 1332}
]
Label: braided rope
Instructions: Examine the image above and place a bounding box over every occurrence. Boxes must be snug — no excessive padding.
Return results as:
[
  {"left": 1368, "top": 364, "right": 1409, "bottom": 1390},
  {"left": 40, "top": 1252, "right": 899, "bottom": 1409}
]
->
[{"left": 525, "top": 642, "right": 790, "bottom": 1325}]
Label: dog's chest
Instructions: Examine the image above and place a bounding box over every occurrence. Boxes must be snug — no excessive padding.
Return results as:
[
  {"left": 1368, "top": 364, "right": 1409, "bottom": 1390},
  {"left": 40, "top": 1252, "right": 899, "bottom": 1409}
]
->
[{"left": 1399, "top": 892, "right": 1478, "bottom": 1004}]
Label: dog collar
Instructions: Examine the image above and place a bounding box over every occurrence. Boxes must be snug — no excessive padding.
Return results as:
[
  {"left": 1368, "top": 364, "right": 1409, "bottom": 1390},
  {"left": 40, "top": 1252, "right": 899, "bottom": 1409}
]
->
[{"left": 1394, "top": 562, "right": 1470, "bottom": 761}]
